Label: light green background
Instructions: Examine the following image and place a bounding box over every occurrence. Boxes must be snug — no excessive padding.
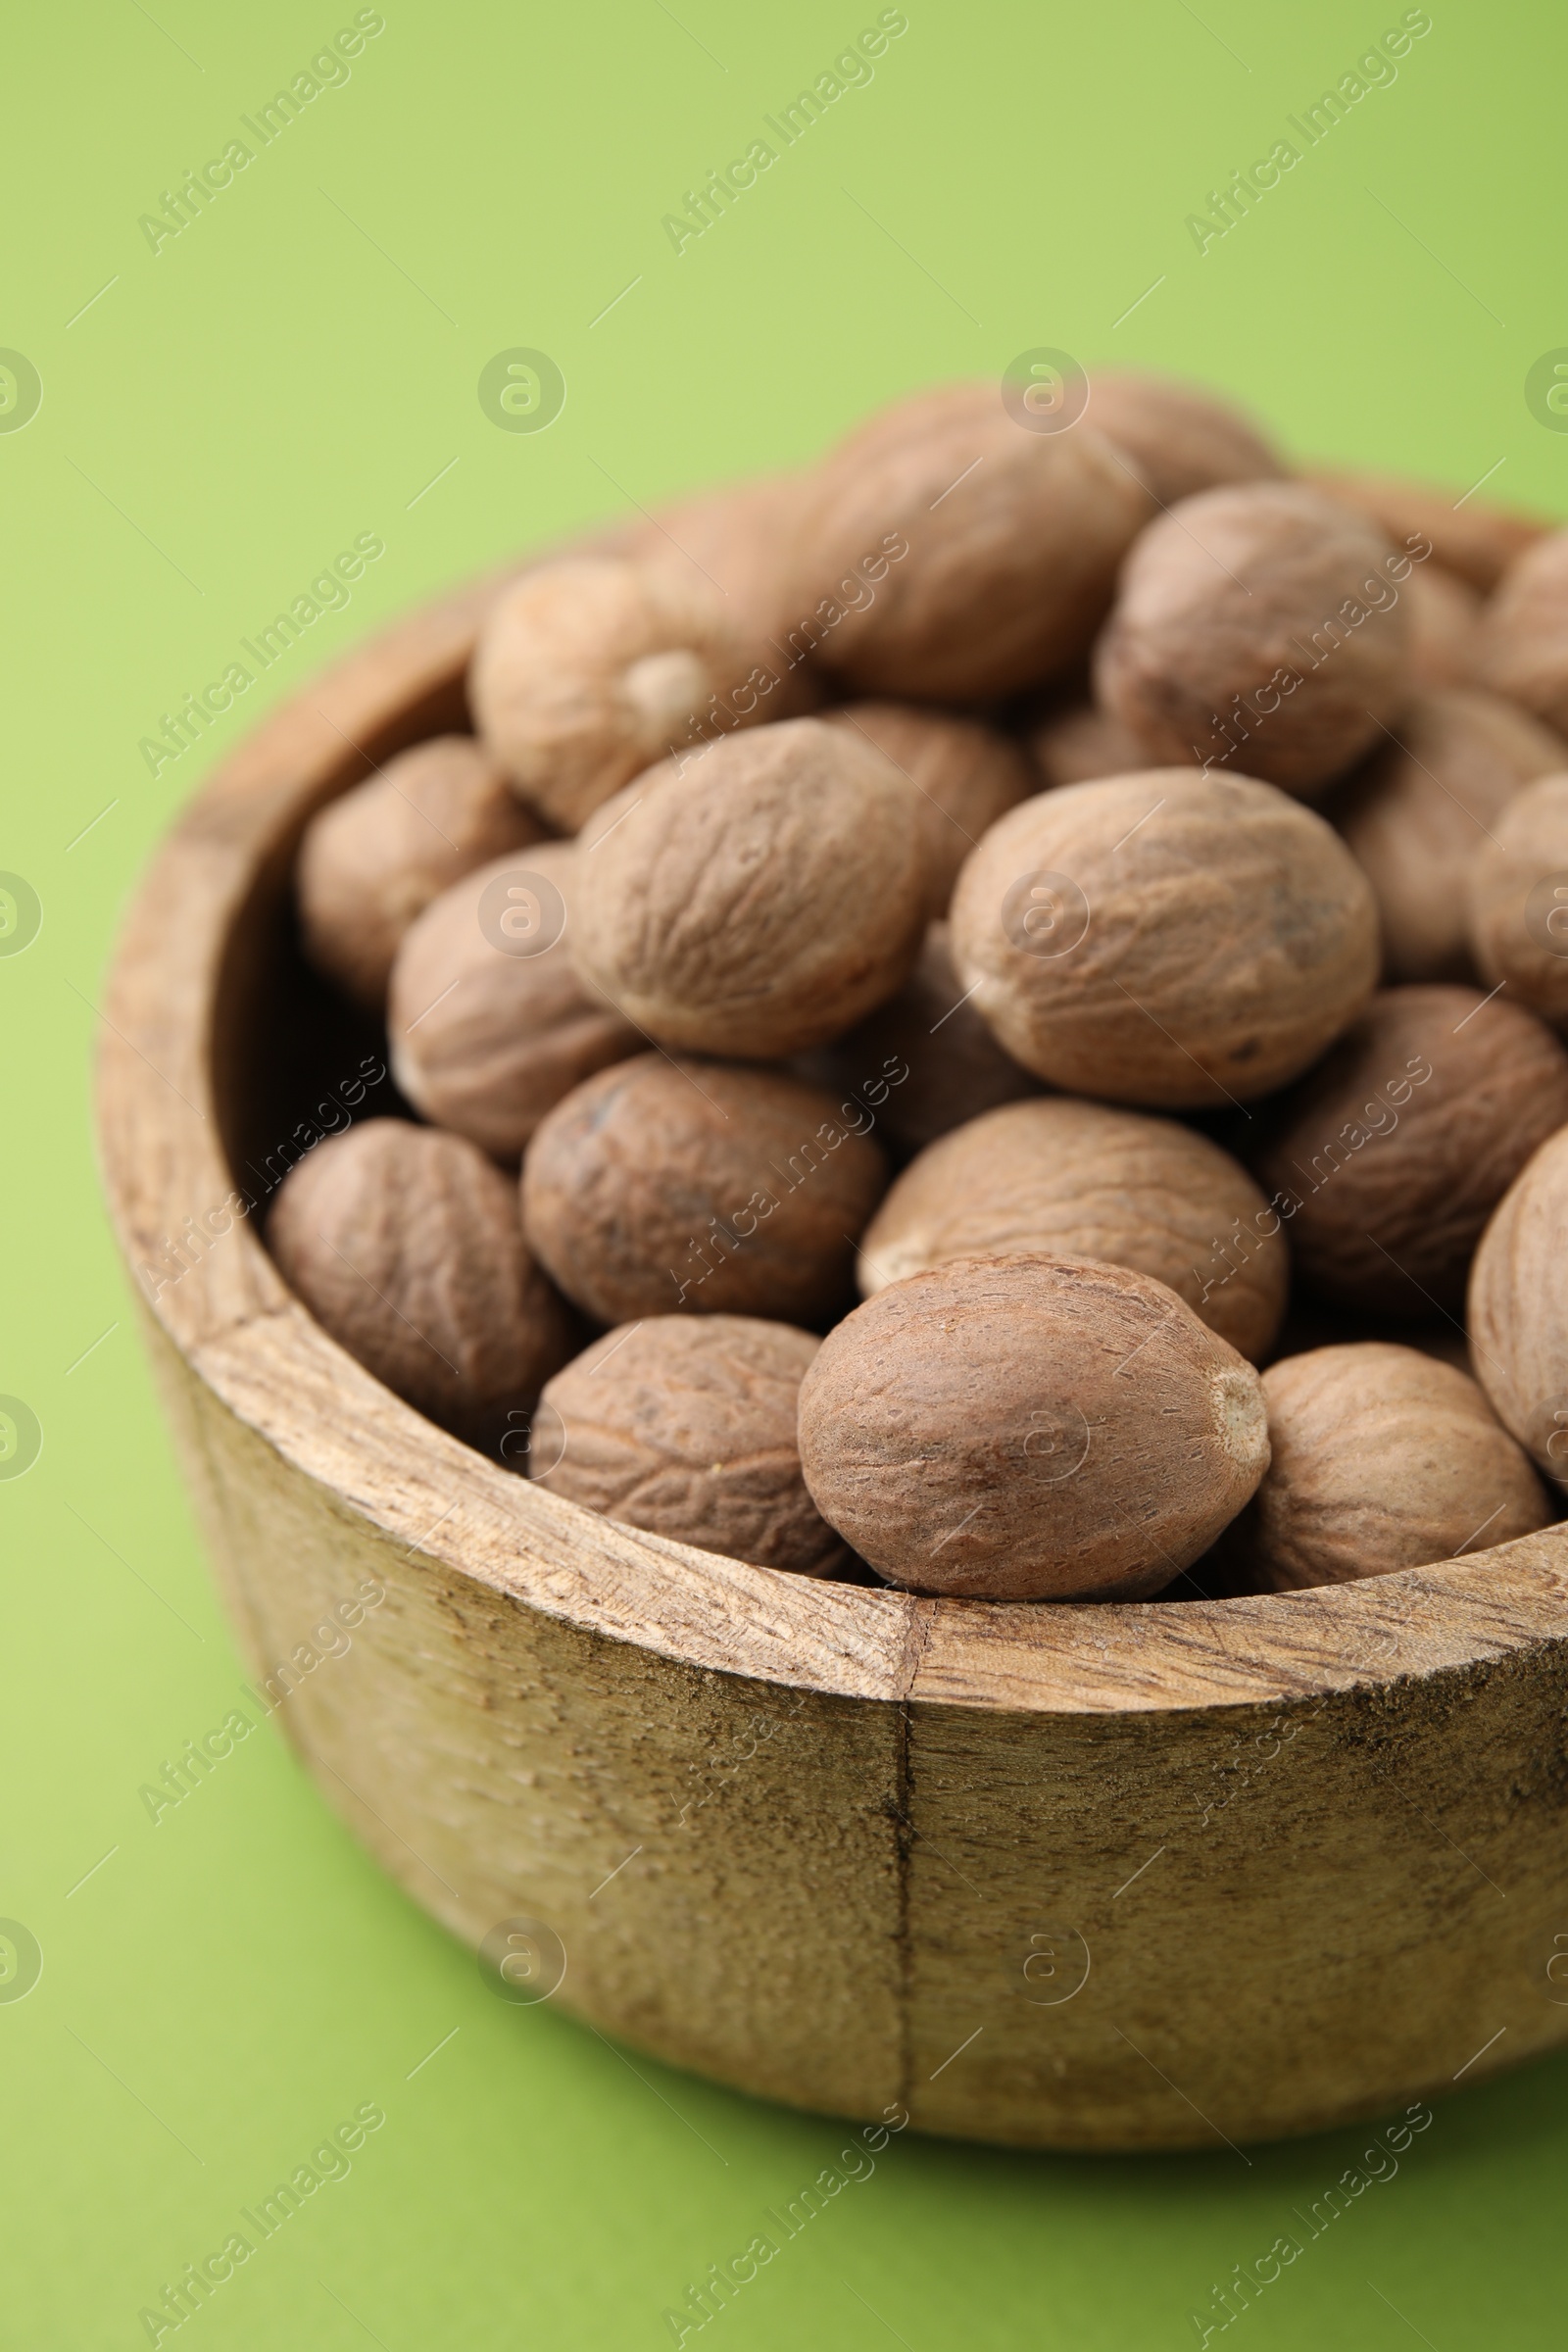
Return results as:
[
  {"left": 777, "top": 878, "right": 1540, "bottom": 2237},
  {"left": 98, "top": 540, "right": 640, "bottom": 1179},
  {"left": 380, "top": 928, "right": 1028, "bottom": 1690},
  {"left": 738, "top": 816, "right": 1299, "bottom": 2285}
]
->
[{"left": 5, "top": 2, "right": 1567, "bottom": 2343}]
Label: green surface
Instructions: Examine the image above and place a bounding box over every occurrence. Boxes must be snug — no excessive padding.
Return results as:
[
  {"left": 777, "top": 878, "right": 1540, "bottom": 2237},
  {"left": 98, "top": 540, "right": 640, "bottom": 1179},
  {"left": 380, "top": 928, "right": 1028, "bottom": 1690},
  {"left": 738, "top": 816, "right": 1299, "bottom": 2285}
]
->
[{"left": 5, "top": 1, "right": 1568, "bottom": 2343}]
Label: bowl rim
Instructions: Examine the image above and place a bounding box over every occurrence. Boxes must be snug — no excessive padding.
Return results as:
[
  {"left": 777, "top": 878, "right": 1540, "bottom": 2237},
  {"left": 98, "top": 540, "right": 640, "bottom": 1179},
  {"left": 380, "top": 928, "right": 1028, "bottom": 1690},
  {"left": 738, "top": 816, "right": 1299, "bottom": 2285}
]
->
[{"left": 93, "top": 556, "right": 1568, "bottom": 1720}]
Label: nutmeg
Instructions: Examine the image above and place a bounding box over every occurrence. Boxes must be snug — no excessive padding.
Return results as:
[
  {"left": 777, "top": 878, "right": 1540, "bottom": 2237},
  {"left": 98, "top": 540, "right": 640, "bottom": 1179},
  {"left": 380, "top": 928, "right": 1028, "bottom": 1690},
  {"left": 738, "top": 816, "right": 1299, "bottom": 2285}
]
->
[
  {"left": 268, "top": 1119, "right": 573, "bottom": 1452},
  {"left": 388, "top": 843, "right": 640, "bottom": 1163},
  {"left": 1403, "top": 561, "right": 1482, "bottom": 690},
  {"left": 794, "top": 921, "right": 1041, "bottom": 1156},
  {"left": 785, "top": 381, "right": 1153, "bottom": 701},
  {"left": 532, "top": 1315, "right": 845, "bottom": 1575},
  {"left": 858, "top": 1098, "right": 1288, "bottom": 1363},
  {"left": 1086, "top": 369, "right": 1283, "bottom": 506},
  {"left": 1254, "top": 985, "right": 1568, "bottom": 1316},
  {"left": 823, "top": 701, "right": 1035, "bottom": 916},
  {"left": 297, "top": 737, "right": 546, "bottom": 1008},
  {"left": 520, "top": 1054, "right": 888, "bottom": 1328},
  {"left": 469, "top": 556, "right": 785, "bottom": 832},
  {"left": 1469, "top": 1121, "right": 1568, "bottom": 1478},
  {"left": 573, "top": 717, "right": 927, "bottom": 1059},
  {"left": 1467, "top": 773, "right": 1568, "bottom": 1023},
  {"left": 796, "top": 1253, "right": 1270, "bottom": 1600},
  {"left": 1477, "top": 530, "right": 1568, "bottom": 737},
  {"left": 1302, "top": 467, "right": 1548, "bottom": 593},
  {"left": 1027, "top": 697, "right": 1150, "bottom": 791},
  {"left": 1333, "top": 689, "right": 1565, "bottom": 983},
  {"left": 1236, "top": 1343, "right": 1549, "bottom": 1590},
  {"left": 948, "top": 769, "right": 1378, "bottom": 1106},
  {"left": 629, "top": 473, "right": 820, "bottom": 677},
  {"left": 1093, "top": 482, "right": 1412, "bottom": 795}
]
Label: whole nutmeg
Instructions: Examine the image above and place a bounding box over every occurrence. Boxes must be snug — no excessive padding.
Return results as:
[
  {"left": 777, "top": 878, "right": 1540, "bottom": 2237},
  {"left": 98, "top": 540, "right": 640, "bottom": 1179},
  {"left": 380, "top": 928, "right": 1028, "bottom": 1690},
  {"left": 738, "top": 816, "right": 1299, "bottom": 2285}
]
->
[
  {"left": 1477, "top": 530, "right": 1568, "bottom": 736},
  {"left": 520, "top": 1054, "right": 888, "bottom": 1327},
  {"left": 573, "top": 717, "right": 927, "bottom": 1058},
  {"left": 1093, "top": 482, "right": 1412, "bottom": 796},
  {"left": 297, "top": 737, "right": 546, "bottom": 1008},
  {"left": 1085, "top": 370, "right": 1283, "bottom": 506},
  {"left": 823, "top": 701, "right": 1035, "bottom": 916},
  {"left": 630, "top": 474, "right": 821, "bottom": 674},
  {"left": 1237, "top": 1344, "right": 1549, "bottom": 1590},
  {"left": 1470, "top": 1122, "right": 1568, "bottom": 1476},
  {"left": 268, "top": 1120, "right": 573, "bottom": 1452},
  {"left": 1467, "top": 773, "right": 1568, "bottom": 1022},
  {"left": 1403, "top": 562, "right": 1482, "bottom": 690},
  {"left": 531, "top": 1315, "right": 845, "bottom": 1575},
  {"left": 785, "top": 381, "right": 1153, "bottom": 701},
  {"left": 1303, "top": 467, "right": 1548, "bottom": 594},
  {"left": 1027, "top": 697, "right": 1150, "bottom": 791},
  {"left": 949, "top": 769, "right": 1378, "bottom": 1106},
  {"left": 858, "top": 1098, "right": 1288, "bottom": 1363},
  {"left": 469, "top": 556, "right": 782, "bottom": 831},
  {"left": 388, "top": 844, "right": 640, "bottom": 1163},
  {"left": 1254, "top": 985, "right": 1568, "bottom": 1316},
  {"left": 1333, "top": 689, "right": 1566, "bottom": 983},
  {"left": 797, "top": 1254, "right": 1270, "bottom": 1600},
  {"left": 794, "top": 921, "right": 1041, "bottom": 1156}
]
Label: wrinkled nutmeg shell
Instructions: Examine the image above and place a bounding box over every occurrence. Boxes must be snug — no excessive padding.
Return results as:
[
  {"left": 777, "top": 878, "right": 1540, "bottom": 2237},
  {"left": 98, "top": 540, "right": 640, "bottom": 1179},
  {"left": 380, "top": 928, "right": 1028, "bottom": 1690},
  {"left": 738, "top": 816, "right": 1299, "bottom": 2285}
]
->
[
  {"left": 533, "top": 1315, "right": 845, "bottom": 1576},
  {"left": 858, "top": 1097, "right": 1288, "bottom": 1363},
  {"left": 469, "top": 556, "right": 781, "bottom": 832},
  {"left": 1254, "top": 985, "right": 1568, "bottom": 1317},
  {"left": 1467, "top": 772, "right": 1568, "bottom": 1024},
  {"left": 297, "top": 737, "right": 545, "bottom": 1008},
  {"left": 786, "top": 381, "right": 1153, "bottom": 701},
  {"left": 268, "top": 1119, "right": 574, "bottom": 1453},
  {"left": 1333, "top": 689, "right": 1565, "bottom": 983},
  {"left": 1469, "top": 1122, "right": 1568, "bottom": 1478},
  {"left": 949, "top": 769, "right": 1378, "bottom": 1107},
  {"left": 520, "top": 1054, "right": 888, "bottom": 1328},
  {"left": 823, "top": 701, "right": 1035, "bottom": 918},
  {"left": 794, "top": 922, "right": 1041, "bottom": 1157},
  {"left": 1094, "top": 481, "right": 1412, "bottom": 796},
  {"left": 797, "top": 1252, "right": 1270, "bottom": 1600},
  {"left": 573, "top": 717, "right": 928, "bottom": 1059},
  {"left": 388, "top": 843, "right": 640, "bottom": 1163},
  {"left": 1235, "top": 1343, "right": 1549, "bottom": 1590}
]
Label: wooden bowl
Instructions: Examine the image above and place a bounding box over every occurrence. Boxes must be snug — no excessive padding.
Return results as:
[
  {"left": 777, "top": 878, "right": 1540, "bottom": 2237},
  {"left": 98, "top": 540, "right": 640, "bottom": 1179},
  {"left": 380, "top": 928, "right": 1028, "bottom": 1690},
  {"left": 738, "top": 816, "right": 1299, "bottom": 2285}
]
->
[{"left": 96, "top": 562, "right": 1568, "bottom": 2152}]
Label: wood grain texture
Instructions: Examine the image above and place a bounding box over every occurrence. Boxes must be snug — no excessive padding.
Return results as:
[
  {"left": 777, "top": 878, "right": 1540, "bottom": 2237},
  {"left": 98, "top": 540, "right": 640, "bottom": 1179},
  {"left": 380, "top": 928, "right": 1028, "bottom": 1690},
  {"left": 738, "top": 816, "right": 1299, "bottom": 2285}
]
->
[{"left": 97, "top": 553, "right": 1568, "bottom": 2148}]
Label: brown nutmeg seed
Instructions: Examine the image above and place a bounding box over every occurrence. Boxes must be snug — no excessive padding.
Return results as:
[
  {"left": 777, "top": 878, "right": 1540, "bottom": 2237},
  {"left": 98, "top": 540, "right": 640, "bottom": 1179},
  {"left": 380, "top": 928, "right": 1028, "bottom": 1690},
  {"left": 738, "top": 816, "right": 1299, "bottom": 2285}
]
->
[
  {"left": 1302, "top": 467, "right": 1549, "bottom": 595},
  {"left": 520, "top": 1054, "right": 888, "bottom": 1328},
  {"left": 822, "top": 700, "right": 1035, "bottom": 917},
  {"left": 948, "top": 769, "right": 1378, "bottom": 1106},
  {"left": 793, "top": 921, "right": 1042, "bottom": 1157},
  {"left": 1027, "top": 697, "right": 1150, "bottom": 792},
  {"left": 785, "top": 380, "right": 1153, "bottom": 701},
  {"left": 1467, "top": 772, "right": 1568, "bottom": 1023},
  {"left": 469, "top": 556, "right": 780, "bottom": 832},
  {"left": 797, "top": 1253, "right": 1269, "bottom": 1600},
  {"left": 532, "top": 1315, "right": 845, "bottom": 1576},
  {"left": 1094, "top": 481, "right": 1412, "bottom": 796},
  {"left": 1237, "top": 1343, "right": 1549, "bottom": 1590},
  {"left": 388, "top": 843, "right": 640, "bottom": 1163},
  {"left": 297, "top": 736, "right": 545, "bottom": 1008},
  {"left": 1477, "top": 529, "right": 1568, "bottom": 740},
  {"left": 858, "top": 1097, "right": 1288, "bottom": 1363},
  {"left": 1469, "top": 1121, "right": 1568, "bottom": 1479},
  {"left": 268, "top": 1119, "right": 573, "bottom": 1453},
  {"left": 1254, "top": 985, "right": 1568, "bottom": 1317},
  {"left": 573, "top": 716, "right": 928, "bottom": 1059},
  {"left": 1334, "top": 689, "right": 1565, "bottom": 984},
  {"left": 1085, "top": 369, "right": 1283, "bottom": 507}
]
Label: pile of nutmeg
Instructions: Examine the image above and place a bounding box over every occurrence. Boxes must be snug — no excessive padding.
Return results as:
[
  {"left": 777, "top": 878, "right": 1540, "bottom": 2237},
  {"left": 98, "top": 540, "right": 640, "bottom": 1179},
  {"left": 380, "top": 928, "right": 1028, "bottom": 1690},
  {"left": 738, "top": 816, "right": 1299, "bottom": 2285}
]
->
[{"left": 270, "top": 371, "right": 1568, "bottom": 1603}]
